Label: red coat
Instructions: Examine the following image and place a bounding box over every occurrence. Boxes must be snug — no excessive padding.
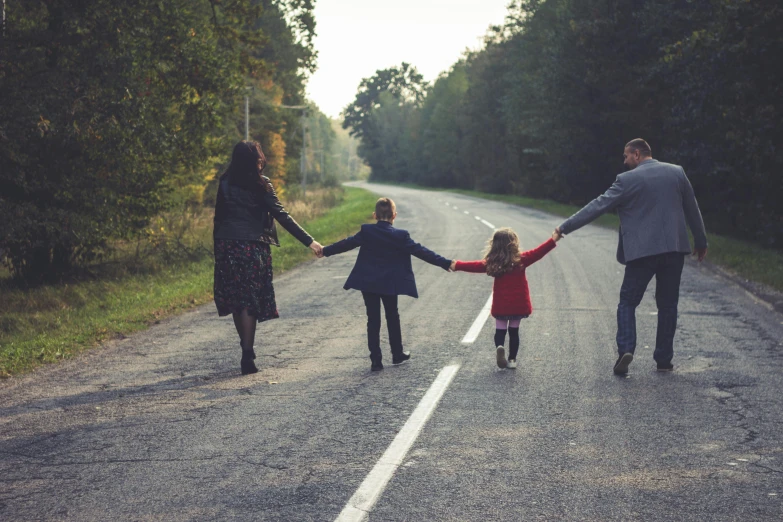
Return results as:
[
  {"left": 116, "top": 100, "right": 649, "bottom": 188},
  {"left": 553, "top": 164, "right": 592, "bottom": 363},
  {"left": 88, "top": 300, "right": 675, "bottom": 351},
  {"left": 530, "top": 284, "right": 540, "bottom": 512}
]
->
[{"left": 455, "top": 238, "right": 556, "bottom": 317}]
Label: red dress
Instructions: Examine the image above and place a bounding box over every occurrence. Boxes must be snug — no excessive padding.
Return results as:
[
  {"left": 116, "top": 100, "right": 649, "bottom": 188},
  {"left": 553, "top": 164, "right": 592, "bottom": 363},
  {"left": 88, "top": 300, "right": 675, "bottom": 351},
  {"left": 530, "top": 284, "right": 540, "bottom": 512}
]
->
[{"left": 455, "top": 238, "right": 556, "bottom": 318}]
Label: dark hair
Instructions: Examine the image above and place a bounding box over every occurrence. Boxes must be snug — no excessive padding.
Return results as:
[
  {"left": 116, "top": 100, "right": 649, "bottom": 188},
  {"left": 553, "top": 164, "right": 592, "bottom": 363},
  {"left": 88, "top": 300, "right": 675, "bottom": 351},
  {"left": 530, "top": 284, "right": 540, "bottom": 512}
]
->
[
  {"left": 225, "top": 141, "right": 272, "bottom": 192},
  {"left": 625, "top": 138, "right": 652, "bottom": 157},
  {"left": 375, "top": 197, "right": 396, "bottom": 221}
]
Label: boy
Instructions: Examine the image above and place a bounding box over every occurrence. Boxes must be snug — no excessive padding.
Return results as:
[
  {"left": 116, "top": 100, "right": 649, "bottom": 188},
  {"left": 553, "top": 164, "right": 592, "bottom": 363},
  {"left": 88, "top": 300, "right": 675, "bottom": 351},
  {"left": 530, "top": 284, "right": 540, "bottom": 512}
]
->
[{"left": 321, "top": 198, "right": 453, "bottom": 371}]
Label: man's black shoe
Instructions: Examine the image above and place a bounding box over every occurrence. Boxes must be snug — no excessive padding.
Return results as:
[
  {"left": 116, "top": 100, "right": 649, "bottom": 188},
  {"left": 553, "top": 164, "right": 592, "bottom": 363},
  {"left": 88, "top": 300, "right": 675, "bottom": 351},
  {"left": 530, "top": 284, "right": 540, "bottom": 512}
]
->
[
  {"left": 371, "top": 362, "right": 384, "bottom": 371},
  {"left": 392, "top": 352, "right": 411, "bottom": 365},
  {"left": 656, "top": 362, "right": 674, "bottom": 372},
  {"left": 613, "top": 352, "right": 633, "bottom": 375}
]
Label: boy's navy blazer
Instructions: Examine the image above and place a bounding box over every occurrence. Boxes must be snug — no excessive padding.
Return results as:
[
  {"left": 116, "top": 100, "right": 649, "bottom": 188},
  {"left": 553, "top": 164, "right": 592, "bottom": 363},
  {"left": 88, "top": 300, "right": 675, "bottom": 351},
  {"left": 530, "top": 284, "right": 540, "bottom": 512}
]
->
[{"left": 323, "top": 221, "right": 452, "bottom": 298}]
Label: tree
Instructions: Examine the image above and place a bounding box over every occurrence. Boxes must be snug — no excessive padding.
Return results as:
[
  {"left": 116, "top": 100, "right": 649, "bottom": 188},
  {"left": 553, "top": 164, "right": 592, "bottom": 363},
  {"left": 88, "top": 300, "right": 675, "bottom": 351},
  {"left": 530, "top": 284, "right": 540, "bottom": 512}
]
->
[
  {"left": 645, "top": 0, "right": 783, "bottom": 246},
  {"left": 415, "top": 63, "right": 469, "bottom": 187},
  {"left": 342, "top": 63, "right": 427, "bottom": 140},
  {"left": 342, "top": 0, "right": 782, "bottom": 248},
  {"left": 0, "top": 1, "right": 265, "bottom": 281}
]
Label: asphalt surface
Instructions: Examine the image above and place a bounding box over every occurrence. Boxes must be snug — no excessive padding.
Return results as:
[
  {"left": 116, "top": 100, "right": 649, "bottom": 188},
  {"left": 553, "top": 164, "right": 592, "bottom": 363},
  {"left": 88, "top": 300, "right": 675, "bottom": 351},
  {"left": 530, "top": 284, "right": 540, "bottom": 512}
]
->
[{"left": 1, "top": 182, "right": 782, "bottom": 521}]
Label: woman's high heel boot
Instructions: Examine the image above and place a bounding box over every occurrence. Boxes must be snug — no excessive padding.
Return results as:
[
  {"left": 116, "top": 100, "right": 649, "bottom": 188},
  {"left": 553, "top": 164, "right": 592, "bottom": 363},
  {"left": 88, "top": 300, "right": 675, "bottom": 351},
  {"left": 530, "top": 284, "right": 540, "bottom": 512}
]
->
[{"left": 240, "top": 343, "right": 258, "bottom": 375}]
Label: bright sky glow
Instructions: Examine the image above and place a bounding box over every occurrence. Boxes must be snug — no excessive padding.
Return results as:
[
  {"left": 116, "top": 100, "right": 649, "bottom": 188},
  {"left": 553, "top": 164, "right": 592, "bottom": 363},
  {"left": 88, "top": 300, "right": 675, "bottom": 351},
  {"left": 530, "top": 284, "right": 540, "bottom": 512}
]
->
[{"left": 306, "top": 0, "right": 512, "bottom": 119}]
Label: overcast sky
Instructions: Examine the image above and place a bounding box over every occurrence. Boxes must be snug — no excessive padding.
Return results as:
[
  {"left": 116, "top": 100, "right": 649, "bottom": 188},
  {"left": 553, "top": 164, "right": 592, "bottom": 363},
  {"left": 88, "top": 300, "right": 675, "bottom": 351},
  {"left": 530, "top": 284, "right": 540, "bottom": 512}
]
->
[{"left": 305, "top": 0, "right": 512, "bottom": 119}]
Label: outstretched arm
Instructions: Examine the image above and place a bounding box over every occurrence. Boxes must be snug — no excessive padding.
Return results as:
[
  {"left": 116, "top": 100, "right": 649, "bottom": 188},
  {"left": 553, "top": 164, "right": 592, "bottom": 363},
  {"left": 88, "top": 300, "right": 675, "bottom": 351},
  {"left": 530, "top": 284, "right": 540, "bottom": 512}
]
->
[
  {"left": 261, "top": 183, "right": 314, "bottom": 247},
  {"left": 454, "top": 260, "right": 488, "bottom": 273},
  {"left": 404, "top": 234, "right": 452, "bottom": 270},
  {"left": 558, "top": 176, "right": 626, "bottom": 236},
  {"left": 519, "top": 238, "right": 557, "bottom": 267},
  {"left": 322, "top": 231, "right": 363, "bottom": 257}
]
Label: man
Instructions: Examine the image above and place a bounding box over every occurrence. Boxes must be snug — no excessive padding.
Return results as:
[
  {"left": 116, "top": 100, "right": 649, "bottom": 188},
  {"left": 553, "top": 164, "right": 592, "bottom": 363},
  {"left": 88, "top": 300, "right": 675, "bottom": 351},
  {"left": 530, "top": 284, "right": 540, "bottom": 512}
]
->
[{"left": 556, "top": 139, "right": 708, "bottom": 375}]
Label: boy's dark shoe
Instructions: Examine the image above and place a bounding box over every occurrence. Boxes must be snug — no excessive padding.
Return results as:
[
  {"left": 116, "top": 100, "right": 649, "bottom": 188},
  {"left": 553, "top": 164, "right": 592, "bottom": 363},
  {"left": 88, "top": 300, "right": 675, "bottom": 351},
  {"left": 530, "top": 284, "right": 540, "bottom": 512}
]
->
[
  {"left": 613, "top": 352, "right": 633, "bottom": 375},
  {"left": 656, "top": 361, "right": 674, "bottom": 372},
  {"left": 371, "top": 362, "right": 384, "bottom": 371},
  {"left": 392, "top": 352, "right": 411, "bottom": 365}
]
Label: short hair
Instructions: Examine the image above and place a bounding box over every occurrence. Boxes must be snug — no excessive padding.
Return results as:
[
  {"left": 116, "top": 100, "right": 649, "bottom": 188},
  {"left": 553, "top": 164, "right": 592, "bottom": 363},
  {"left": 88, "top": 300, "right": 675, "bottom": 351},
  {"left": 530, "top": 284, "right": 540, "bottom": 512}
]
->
[
  {"left": 375, "top": 197, "right": 396, "bottom": 220},
  {"left": 625, "top": 138, "right": 652, "bottom": 157}
]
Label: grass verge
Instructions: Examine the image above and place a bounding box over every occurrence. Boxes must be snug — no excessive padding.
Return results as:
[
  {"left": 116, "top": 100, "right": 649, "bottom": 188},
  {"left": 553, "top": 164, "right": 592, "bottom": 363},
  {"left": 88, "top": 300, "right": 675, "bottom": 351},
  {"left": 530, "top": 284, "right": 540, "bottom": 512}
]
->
[
  {"left": 376, "top": 182, "right": 783, "bottom": 293},
  {"left": 0, "top": 187, "right": 377, "bottom": 378}
]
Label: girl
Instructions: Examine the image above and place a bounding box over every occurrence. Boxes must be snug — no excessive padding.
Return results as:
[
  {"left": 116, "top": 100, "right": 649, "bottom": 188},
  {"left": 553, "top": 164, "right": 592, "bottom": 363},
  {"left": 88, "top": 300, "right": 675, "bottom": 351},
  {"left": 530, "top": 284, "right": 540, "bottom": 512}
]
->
[{"left": 450, "top": 228, "right": 560, "bottom": 368}]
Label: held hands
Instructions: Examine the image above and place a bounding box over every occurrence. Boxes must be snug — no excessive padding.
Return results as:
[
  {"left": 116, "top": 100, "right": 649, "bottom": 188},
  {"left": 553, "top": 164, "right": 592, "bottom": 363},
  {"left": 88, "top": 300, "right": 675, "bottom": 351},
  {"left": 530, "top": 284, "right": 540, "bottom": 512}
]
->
[
  {"left": 449, "top": 260, "right": 456, "bottom": 272},
  {"left": 309, "top": 240, "right": 324, "bottom": 258},
  {"left": 552, "top": 227, "right": 564, "bottom": 242}
]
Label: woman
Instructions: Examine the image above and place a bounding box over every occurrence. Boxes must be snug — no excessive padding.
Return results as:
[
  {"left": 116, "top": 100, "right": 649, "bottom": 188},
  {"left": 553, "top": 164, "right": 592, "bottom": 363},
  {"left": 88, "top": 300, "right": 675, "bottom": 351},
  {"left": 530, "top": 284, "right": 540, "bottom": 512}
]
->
[{"left": 213, "top": 141, "right": 322, "bottom": 375}]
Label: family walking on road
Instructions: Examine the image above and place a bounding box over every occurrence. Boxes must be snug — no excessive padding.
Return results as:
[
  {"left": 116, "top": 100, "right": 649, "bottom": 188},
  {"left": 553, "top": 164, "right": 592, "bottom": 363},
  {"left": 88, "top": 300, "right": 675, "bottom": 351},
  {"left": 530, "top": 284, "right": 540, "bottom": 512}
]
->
[{"left": 213, "top": 138, "right": 707, "bottom": 377}]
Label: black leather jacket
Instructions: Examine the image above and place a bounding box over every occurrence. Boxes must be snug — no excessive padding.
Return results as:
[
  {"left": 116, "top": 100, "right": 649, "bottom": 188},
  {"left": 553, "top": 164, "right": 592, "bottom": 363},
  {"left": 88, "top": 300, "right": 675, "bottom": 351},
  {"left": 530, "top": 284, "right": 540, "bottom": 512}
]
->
[{"left": 213, "top": 174, "right": 313, "bottom": 247}]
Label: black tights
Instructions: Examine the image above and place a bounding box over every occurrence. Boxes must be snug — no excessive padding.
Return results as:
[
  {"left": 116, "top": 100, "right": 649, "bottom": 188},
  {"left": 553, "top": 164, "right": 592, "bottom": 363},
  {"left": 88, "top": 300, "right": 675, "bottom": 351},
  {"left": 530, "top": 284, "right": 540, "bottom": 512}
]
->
[
  {"left": 232, "top": 308, "right": 257, "bottom": 354},
  {"left": 494, "top": 327, "right": 520, "bottom": 360}
]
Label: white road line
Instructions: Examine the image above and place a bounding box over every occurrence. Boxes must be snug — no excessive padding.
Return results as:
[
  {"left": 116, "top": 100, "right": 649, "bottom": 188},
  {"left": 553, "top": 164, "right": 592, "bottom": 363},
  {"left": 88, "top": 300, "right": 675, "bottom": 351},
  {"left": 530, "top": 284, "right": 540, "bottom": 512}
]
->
[
  {"left": 463, "top": 210, "right": 470, "bottom": 215},
  {"left": 335, "top": 364, "right": 461, "bottom": 522},
  {"left": 474, "top": 215, "right": 481, "bottom": 220},
  {"left": 461, "top": 293, "right": 493, "bottom": 344},
  {"left": 480, "top": 219, "right": 495, "bottom": 230}
]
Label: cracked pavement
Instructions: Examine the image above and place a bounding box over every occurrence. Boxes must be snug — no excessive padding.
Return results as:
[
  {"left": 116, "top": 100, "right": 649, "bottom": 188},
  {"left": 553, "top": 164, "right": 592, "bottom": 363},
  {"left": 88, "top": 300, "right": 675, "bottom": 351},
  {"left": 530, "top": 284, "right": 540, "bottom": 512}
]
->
[{"left": 1, "top": 183, "right": 782, "bottom": 521}]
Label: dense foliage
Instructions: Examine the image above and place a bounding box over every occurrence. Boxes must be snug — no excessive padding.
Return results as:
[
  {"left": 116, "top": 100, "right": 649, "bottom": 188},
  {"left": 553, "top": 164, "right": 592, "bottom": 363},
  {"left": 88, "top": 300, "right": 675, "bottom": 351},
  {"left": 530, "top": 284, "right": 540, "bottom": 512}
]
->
[
  {"left": 0, "top": 0, "right": 333, "bottom": 282},
  {"left": 343, "top": 0, "right": 783, "bottom": 248}
]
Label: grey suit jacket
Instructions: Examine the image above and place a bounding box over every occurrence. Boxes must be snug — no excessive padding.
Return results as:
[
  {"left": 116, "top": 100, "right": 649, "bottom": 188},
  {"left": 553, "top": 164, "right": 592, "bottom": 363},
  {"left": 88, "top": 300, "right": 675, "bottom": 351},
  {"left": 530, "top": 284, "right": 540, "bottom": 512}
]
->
[{"left": 558, "top": 159, "right": 708, "bottom": 264}]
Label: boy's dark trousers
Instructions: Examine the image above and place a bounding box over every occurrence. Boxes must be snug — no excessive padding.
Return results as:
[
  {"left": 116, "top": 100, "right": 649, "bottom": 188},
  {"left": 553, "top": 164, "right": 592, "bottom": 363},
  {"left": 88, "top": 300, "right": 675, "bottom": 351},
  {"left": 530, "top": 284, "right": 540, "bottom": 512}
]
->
[{"left": 361, "top": 291, "right": 404, "bottom": 364}]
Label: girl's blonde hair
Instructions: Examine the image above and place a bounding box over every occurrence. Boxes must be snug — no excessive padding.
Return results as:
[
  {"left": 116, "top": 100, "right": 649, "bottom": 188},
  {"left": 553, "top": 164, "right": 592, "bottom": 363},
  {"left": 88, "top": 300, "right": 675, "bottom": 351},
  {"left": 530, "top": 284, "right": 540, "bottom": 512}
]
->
[{"left": 484, "top": 228, "right": 521, "bottom": 277}]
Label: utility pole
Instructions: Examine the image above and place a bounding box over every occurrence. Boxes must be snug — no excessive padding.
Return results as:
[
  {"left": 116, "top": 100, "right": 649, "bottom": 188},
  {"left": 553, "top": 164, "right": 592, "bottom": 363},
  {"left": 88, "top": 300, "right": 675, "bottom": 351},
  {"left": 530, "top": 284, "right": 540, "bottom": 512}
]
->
[
  {"left": 300, "top": 109, "right": 308, "bottom": 196},
  {"left": 254, "top": 101, "right": 310, "bottom": 194},
  {"left": 310, "top": 149, "right": 329, "bottom": 183}
]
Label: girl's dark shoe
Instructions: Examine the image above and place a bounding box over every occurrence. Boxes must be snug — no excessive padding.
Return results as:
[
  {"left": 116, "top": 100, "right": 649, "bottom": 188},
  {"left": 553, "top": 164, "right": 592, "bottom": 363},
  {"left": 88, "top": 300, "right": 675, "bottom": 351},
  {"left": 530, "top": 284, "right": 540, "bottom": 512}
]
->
[{"left": 241, "top": 352, "right": 258, "bottom": 375}]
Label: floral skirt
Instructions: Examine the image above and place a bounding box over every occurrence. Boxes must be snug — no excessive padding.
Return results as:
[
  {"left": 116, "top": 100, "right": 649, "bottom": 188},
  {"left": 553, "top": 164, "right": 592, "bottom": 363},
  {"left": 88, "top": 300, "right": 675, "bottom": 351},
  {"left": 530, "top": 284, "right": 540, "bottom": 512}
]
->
[{"left": 213, "top": 239, "right": 279, "bottom": 323}]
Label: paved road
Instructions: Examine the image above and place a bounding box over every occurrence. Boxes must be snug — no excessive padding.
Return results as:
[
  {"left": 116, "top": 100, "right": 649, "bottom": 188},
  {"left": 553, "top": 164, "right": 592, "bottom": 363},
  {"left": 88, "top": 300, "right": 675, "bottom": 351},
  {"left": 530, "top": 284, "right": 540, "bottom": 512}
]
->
[{"left": 2, "top": 183, "right": 782, "bottom": 521}]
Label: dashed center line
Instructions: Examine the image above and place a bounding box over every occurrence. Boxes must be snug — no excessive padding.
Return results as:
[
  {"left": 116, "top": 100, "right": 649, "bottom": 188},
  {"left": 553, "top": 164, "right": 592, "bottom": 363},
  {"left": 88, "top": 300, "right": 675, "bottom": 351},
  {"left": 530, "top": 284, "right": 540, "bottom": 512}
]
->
[
  {"left": 335, "top": 289, "right": 496, "bottom": 521},
  {"left": 334, "top": 365, "right": 461, "bottom": 522},
  {"left": 461, "top": 293, "right": 493, "bottom": 344}
]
